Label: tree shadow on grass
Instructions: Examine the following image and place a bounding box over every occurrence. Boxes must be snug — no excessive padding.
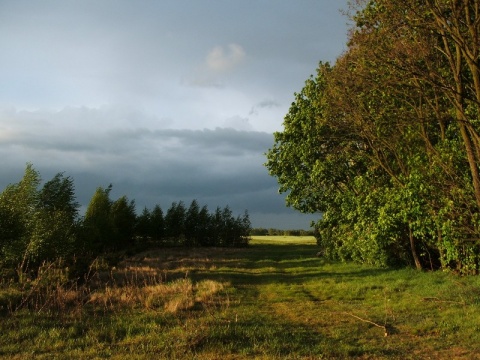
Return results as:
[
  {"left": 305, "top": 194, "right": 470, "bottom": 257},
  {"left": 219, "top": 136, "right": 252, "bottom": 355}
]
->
[
  {"left": 119, "top": 242, "right": 396, "bottom": 290},
  {"left": 192, "top": 266, "right": 394, "bottom": 287},
  {"left": 186, "top": 243, "right": 396, "bottom": 287}
]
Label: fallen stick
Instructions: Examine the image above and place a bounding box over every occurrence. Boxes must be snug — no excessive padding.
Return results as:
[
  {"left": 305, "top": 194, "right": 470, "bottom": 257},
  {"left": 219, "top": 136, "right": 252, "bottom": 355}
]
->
[{"left": 342, "top": 312, "right": 390, "bottom": 337}]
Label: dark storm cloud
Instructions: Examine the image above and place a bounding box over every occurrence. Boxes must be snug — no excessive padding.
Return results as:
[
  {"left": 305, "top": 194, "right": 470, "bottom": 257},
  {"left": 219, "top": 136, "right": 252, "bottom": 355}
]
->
[{"left": 0, "top": 107, "right": 318, "bottom": 228}]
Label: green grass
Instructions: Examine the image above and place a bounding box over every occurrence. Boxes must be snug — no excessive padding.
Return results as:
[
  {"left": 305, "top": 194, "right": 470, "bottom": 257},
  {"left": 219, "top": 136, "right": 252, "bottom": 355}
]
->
[{"left": 1, "top": 235, "right": 480, "bottom": 359}]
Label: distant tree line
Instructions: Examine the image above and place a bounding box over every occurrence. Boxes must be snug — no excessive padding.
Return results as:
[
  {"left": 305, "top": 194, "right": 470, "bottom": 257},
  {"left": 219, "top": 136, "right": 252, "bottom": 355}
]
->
[
  {"left": 250, "top": 228, "right": 314, "bottom": 236},
  {"left": 0, "top": 164, "right": 251, "bottom": 276}
]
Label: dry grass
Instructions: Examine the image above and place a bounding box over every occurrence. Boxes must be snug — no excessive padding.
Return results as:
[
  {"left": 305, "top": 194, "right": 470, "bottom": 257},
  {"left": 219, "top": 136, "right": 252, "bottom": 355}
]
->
[
  {"left": 85, "top": 249, "right": 230, "bottom": 314},
  {"left": 4, "top": 251, "right": 230, "bottom": 317},
  {"left": 87, "top": 277, "right": 227, "bottom": 314}
]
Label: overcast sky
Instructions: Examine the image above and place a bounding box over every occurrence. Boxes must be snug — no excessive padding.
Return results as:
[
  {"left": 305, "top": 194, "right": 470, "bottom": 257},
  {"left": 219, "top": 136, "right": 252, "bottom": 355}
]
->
[{"left": 0, "top": 0, "right": 350, "bottom": 229}]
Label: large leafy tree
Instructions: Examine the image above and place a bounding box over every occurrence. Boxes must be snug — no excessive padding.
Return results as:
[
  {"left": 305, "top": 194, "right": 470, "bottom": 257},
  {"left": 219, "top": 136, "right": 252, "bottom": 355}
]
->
[
  {"left": 266, "top": 0, "right": 480, "bottom": 272},
  {"left": 266, "top": 63, "right": 344, "bottom": 214},
  {"left": 348, "top": 0, "right": 480, "bottom": 270}
]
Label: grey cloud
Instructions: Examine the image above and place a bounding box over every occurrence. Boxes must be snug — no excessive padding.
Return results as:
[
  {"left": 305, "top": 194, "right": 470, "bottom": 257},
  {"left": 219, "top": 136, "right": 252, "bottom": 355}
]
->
[
  {"left": 249, "top": 100, "right": 281, "bottom": 115},
  {"left": 206, "top": 44, "right": 246, "bottom": 73},
  {"left": 108, "top": 127, "right": 272, "bottom": 154},
  {"left": 184, "top": 43, "right": 247, "bottom": 90},
  {"left": 183, "top": 75, "right": 224, "bottom": 89},
  {"left": 223, "top": 116, "right": 253, "bottom": 131}
]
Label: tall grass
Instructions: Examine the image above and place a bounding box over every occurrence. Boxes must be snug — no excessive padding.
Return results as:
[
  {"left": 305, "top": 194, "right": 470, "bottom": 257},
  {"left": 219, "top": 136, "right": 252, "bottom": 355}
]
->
[{"left": 1, "top": 236, "right": 480, "bottom": 359}]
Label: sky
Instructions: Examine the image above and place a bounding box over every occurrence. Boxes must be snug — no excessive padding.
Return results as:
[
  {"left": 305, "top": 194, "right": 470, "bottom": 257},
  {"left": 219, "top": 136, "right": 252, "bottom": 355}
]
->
[{"left": 0, "top": 0, "right": 350, "bottom": 229}]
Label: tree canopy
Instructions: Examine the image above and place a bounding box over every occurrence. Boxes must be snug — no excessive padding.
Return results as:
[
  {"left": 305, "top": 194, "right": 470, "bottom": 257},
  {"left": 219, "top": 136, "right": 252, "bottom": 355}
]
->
[{"left": 266, "top": 0, "right": 480, "bottom": 273}]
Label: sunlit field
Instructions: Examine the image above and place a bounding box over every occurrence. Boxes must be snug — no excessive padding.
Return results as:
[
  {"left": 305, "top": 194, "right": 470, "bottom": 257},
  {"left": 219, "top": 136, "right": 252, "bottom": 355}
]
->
[
  {"left": 1, "top": 236, "right": 480, "bottom": 359},
  {"left": 249, "top": 235, "right": 316, "bottom": 245}
]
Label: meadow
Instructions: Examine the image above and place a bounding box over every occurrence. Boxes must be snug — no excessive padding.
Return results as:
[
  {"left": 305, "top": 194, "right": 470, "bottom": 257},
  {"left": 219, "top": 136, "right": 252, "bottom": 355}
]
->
[{"left": 1, "top": 236, "right": 480, "bottom": 359}]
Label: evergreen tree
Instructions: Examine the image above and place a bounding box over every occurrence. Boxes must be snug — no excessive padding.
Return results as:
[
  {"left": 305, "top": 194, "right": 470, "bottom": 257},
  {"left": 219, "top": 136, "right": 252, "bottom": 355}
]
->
[
  {"left": 82, "top": 185, "right": 113, "bottom": 253},
  {"left": 136, "top": 207, "right": 151, "bottom": 241},
  {"left": 110, "top": 195, "right": 136, "bottom": 250},
  {"left": 185, "top": 199, "right": 200, "bottom": 246},
  {"left": 197, "top": 205, "right": 211, "bottom": 246},
  {"left": 164, "top": 201, "right": 186, "bottom": 244},
  {"left": 220, "top": 206, "right": 234, "bottom": 247},
  {"left": 150, "top": 204, "right": 165, "bottom": 244},
  {"left": 210, "top": 207, "right": 223, "bottom": 246}
]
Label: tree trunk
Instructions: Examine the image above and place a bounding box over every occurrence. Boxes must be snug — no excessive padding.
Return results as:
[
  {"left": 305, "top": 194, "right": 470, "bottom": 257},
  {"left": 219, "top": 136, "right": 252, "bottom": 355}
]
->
[
  {"left": 409, "top": 224, "right": 422, "bottom": 270},
  {"left": 458, "top": 120, "right": 480, "bottom": 207}
]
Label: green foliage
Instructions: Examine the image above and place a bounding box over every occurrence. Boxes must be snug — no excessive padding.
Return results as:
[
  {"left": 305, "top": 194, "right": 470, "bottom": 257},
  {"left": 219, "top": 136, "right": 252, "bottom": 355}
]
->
[
  {"left": 0, "top": 164, "right": 80, "bottom": 269},
  {"left": 185, "top": 199, "right": 200, "bottom": 246},
  {"left": 0, "top": 164, "right": 40, "bottom": 266},
  {"left": 164, "top": 201, "right": 186, "bottom": 243},
  {"left": 136, "top": 206, "right": 152, "bottom": 241},
  {"left": 31, "top": 173, "right": 79, "bottom": 262},
  {"left": 265, "top": 63, "right": 349, "bottom": 214},
  {"left": 111, "top": 195, "right": 136, "bottom": 250},
  {"left": 0, "top": 165, "right": 251, "bottom": 280},
  {"left": 39, "top": 173, "right": 78, "bottom": 221},
  {"left": 150, "top": 204, "right": 165, "bottom": 243},
  {"left": 82, "top": 186, "right": 114, "bottom": 254},
  {"left": 161, "top": 202, "right": 250, "bottom": 248},
  {"left": 266, "top": 1, "right": 480, "bottom": 272},
  {"left": 196, "top": 205, "right": 211, "bottom": 246}
]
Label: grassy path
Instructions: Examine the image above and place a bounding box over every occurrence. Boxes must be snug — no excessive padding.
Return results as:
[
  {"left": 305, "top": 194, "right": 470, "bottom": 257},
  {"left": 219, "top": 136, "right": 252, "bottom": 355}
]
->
[
  {"left": 1, "top": 236, "right": 480, "bottom": 359},
  {"left": 190, "top": 236, "right": 480, "bottom": 359}
]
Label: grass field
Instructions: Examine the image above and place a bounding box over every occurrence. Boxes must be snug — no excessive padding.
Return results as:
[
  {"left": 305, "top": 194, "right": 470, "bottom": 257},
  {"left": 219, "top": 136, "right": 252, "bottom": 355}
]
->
[{"left": 1, "top": 235, "right": 480, "bottom": 359}]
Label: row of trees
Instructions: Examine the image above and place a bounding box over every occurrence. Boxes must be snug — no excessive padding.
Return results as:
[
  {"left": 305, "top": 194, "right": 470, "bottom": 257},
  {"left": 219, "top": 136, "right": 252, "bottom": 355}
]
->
[
  {"left": 266, "top": 0, "right": 480, "bottom": 273},
  {"left": 0, "top": 164, "right": 251, "bottom": 274}
]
